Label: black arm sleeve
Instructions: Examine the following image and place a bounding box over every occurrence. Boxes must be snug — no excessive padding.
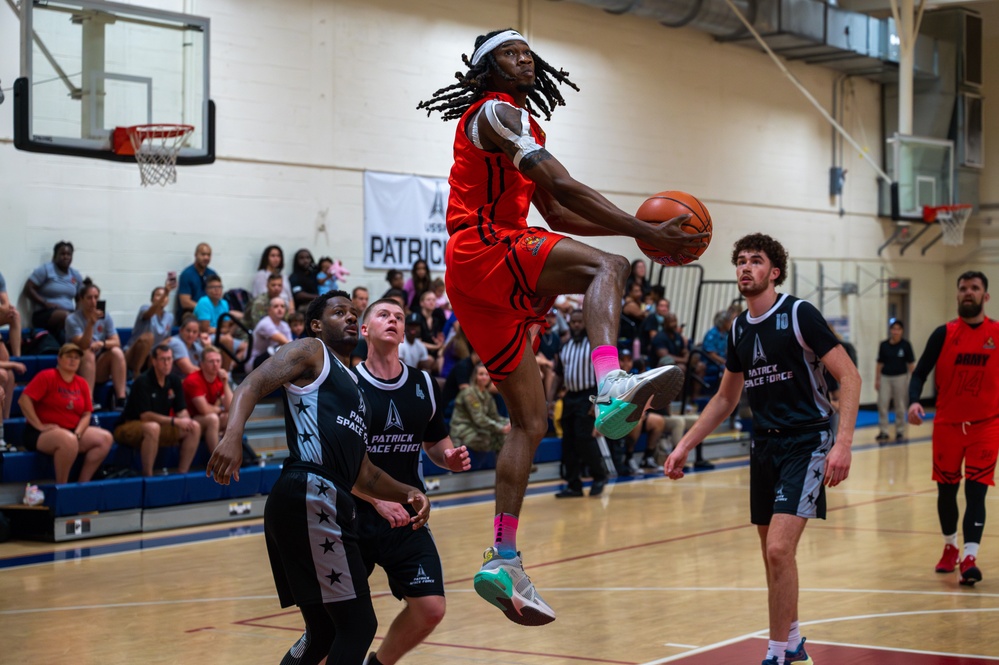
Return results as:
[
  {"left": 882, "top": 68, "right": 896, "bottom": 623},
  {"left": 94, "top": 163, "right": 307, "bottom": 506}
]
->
[{"left": 908, "top": 325, "right": 947, "bottom": 405}]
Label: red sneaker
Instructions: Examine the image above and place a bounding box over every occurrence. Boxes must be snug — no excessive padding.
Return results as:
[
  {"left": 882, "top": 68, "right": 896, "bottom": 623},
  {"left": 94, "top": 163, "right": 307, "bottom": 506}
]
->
[
  {"left": 959, "top": 555, "right": 982, "bottom": 587},
  {"left": 935, "top": 544, "right": 960, "bottom": 573}
]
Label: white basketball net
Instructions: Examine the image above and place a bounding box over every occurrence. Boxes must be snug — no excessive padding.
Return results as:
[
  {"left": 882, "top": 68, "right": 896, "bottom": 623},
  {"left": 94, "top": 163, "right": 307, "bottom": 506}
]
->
[
  {"left": 935, "top": 206, "right": 973, "bottom": 247},
  {"left": 127, "top": 124, "right": 194, "bottom": 186}
]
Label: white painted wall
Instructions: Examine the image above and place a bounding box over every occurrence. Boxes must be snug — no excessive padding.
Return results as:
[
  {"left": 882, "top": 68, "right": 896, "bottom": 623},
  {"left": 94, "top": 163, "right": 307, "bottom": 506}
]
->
[{"left": 1, "top": 0, "right": 996, "bottom": 404}]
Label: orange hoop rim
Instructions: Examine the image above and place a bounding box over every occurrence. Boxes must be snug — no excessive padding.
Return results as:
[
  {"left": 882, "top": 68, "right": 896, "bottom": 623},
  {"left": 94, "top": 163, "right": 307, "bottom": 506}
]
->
[
  {"left": 125, "top": 123, "right": 195, "bottom": 140},
  {"left": 922, "top": 203, "right": 973, "bottom": 223}
]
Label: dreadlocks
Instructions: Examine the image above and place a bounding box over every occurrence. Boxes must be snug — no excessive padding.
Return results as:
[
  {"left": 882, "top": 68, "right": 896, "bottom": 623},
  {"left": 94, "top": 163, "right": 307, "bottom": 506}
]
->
[{"left": 416, "top": 28, "right": 579, "bottom": 122}]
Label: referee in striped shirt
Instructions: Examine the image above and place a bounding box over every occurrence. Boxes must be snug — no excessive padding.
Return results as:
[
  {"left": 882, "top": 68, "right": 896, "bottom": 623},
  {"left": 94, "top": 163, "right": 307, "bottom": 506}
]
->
[{"left": 547, "top": 309, "right": 608, "bottom": 497}]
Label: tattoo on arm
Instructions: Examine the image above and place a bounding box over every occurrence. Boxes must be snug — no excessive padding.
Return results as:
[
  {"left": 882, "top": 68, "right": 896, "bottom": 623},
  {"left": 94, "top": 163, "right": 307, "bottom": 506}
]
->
[
  {"left": 518, "top": 149, "right": 554, "bottom": 171},
  {"left": 364, "top": 468, "right": 383, "bottom": 491}
]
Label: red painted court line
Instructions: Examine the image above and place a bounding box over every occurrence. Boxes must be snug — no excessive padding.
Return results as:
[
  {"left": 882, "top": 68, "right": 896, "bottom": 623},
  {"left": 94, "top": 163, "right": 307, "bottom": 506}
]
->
[{"left": 672, "top": 636, "right": 997, "bottom": 664}]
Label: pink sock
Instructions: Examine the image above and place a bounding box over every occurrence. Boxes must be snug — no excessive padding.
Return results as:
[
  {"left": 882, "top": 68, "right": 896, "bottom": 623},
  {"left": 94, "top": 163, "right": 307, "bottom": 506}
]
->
[
  {"left": 494, "top": 513, "right": 519, "bottom": 557},
  {"left": 591, "top": 345, "right": 621, "bottom": 385}
]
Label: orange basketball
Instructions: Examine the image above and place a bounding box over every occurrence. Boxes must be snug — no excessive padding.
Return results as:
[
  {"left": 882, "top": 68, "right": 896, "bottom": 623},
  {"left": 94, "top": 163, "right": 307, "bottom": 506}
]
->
[{"left": 635, "top": 191, "right": 712, "bottom": 266}]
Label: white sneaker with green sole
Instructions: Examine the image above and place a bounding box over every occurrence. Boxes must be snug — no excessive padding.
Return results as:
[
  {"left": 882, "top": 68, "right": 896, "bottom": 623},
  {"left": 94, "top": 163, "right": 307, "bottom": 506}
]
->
[
  {"left": 473, "top": 547, "right": 556, "bottom": 626},
  {"left": 592, "top": 366, "right": 685, "bottom": 439}
]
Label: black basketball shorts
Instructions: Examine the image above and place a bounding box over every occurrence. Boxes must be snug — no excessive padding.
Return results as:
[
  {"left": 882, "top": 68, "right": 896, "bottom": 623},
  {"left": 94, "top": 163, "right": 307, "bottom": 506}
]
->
[
  {"left": 749, "top": 429, "right": 832, "bottom": 526},
  {"left": 358, "top": 515, "right": 445, "bottom": 601},
  {"left": 264, "top": 469, "right": 370, "bottom": 608}
]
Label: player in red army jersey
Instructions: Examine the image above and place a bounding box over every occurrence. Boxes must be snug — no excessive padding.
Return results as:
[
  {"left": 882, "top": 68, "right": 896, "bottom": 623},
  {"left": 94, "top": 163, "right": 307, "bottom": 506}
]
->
[
  {"left": 418, "top": 29, "right": 707, "bottom": 625},
  {"left": 909, "top": 271, "right": 999, "bottom": 586}
]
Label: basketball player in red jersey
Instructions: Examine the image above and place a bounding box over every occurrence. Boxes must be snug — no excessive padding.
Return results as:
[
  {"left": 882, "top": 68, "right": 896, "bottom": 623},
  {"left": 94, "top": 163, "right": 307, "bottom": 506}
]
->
[
  {"left": 909, "top": 271, "right": 999, "bottom": 587},
  {"left": 418, "top": 29, "right": 707, "bottom": 625}
]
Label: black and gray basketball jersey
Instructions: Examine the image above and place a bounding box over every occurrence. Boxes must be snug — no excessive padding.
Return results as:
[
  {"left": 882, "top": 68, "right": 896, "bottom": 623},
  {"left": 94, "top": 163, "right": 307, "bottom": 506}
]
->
[
  {"left": 727, "top": 294, "right": 840, "bottom": 431},
  {"left": 282, "top": 346, "right": 370, "bottom": 489},
  {"left": 353, "top": 362, "right": 448, "bottom": 496}
]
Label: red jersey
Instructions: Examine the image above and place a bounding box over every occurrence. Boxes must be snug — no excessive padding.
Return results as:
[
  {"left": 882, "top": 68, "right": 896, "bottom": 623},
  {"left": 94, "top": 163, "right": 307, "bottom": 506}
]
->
[
  {"left": 182, "top": 370, "right": 225, "bottom": 415},
  {"left": 934, "top": 317, "right": 999, "bottom": 424},
  {"left": 22, "top": 368, "right": 93, "bottom": 430},
  {"left": 446, "top": 92, "right": 546, "bottom": 237}
]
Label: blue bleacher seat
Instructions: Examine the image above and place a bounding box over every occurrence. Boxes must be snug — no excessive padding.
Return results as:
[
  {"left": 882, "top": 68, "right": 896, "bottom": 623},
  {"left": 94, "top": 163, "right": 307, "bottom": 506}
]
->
[
  {"left": 183, "top": 472, "right": 225, "bottom": 503},
  {"left": 39, "top": 482, "right": 104, "bottom": 517},
  {"left": 98, "top": 477, "right": 144, "bottom": 511},
  {"left": 227, "top": 466, "right": 263, "bottom": 498},
  {"left": 143, "top": 475, "right": 186, "bottom": 508}
]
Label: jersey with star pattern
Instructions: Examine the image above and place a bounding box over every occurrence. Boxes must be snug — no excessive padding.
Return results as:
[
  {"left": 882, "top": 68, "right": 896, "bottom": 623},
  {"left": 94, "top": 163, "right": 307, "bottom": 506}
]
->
[{"left": 282, "top": 346, "right": 370, "bottom": 489}]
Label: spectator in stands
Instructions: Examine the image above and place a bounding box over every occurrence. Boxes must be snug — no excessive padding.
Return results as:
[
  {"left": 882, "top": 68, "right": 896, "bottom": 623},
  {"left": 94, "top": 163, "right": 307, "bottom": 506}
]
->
[
  {"left": 627, "top": 259, "right": 651, "bottom": 297},
  {"left": 620, "top": 281, "right": 647, "bottom": 353},
  {"left": 251, "top": 245, "right": 294, "bottom": 310},
  {"left": 875, "top": 319, "right": 915, "bottom": 442},
  {"left": 17, "top": 343, "right": 113, "bottom": 483},
  {"left": 351, "top": 286, "right": 370, "bottom": 314},
  {"left": 415, "top": 290, "right": 447, "bottom": 358},
  {"left": 246, "top": 273, "right": 285, "bottom": 330},
  {"left": 125, "top": 284, "right": 175, "bottom": 376},
  {"left": 167, "top": 315, "right": 205, "bottom": 378},
  {"left": 443, "top": 349, "right": 480, "bottom": 410},
  {"left": 0, "top": 343, "right": 26, "bottom": 425},
  {"left": 404, "top": 259, "right": 432, "bottom": 312},
  {"left": 450, "top": 362, "right": 510, "bottom": 454},
  {"left": 548, "top": 309, "right": 609, "bottom": 497},
  {"left": 535, "top": 309, "right": 562, "bottom": 400},
  {"left": 176, "top": 243, "right": 217, "bottom": 320},
  {"left": 289, "top": 249, "right": 320, "bottom": 310},
  {"left": 0, "top": 271, "right": 22, "bottom": 356},
  {"left": 439, "top": 321, "right": 472, "bottom": 379},
  {"left": 66, "top": 280, "right": 127, "bottom": 409},
  {"left": 399, "top": 312, "right": 434, "bottom": 372},
  {"left": 639, "top": 298, "right": 670, "bottom": 359},
  {"left": 384, "top": 268, "right": 405, "bottom": 297},
  {"left": 288, "top": 311, "right": 306, "bottom": 340},
  {"left": 382, "top": 288, "right": 408, "bottom": 312},
  {"left": 651, "top": 312, "right": 691, "bottom": 370},
  {"left": 115, "top": 343, "right": 201, "bottom": 477},
  {"left": 182, "top": 345, "right": 231, "bottom": 454},
  {"left": 431, "top": 277, "right": 450, "bottom": 314},
  {"left": 701, "top": 309, "right": 735, "bottom": 393},
  {"left": 315, "top": 256, "right": 337, "bottom": 295},
  {"left": 23, "top": 240, "right": 83, "bottom": 340},
  {"left": 195, "top": 275, "right": 242, "bottom": 368},
  {"left": 249, "top": 297, "right": 293, "bottom": 370},
  {"left": 400, "top": 312, "right": 434, "bottom": 372}
]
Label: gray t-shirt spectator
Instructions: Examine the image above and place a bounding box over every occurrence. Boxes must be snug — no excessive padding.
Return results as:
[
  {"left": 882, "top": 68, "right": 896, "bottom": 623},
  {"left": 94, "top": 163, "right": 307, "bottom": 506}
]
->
[
  {"left": 65, "top": 309, "right": 117, "bottom": 343},
  {"left": 399, "top": 338, "right": 430, "bottom": 369},
  {"left": 29, "top": 262, "right": 84, "bottom": 311},
  {"left": 129, "top": 304, "right": 174, "bottom": 349},
  {"left": 250, "top": 317, "right": 292, "bottom": 368},
  {"left": 166, "top": 334, "right": 203, "bottom": 377}
]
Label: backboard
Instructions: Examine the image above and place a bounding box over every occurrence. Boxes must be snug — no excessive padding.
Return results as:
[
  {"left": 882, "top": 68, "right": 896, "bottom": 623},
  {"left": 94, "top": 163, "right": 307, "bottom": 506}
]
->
[
  {"left": 882, "top": 133, "right": 954, "bottom": 221},
  {"left": 15, "top": 0, "right": 213, "bottom": 165}
]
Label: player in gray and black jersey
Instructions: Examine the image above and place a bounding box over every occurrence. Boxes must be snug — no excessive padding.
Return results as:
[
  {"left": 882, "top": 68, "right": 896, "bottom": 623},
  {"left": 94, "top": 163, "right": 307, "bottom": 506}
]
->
[
  {"left": 665, "top": 234, "right": 859, "bottom": 665},
  {"left": 207, "top": 291, "right": 430, "bottom": 665},
  {"left": 353, "top": 297, "right": 470, "bottom": 665}
]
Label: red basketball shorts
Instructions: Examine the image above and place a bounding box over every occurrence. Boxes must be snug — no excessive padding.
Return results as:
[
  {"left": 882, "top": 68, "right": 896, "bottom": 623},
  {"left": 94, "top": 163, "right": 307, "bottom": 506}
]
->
[
  {"left": 931, "top": 418, "right": 999, "bottom": 486},
  {"left": 446, "top": 226, "right": 565, "bottom": 383}
]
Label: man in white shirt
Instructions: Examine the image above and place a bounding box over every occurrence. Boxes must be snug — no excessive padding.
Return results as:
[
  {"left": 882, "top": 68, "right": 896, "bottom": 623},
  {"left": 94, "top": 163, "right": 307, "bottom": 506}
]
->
[{"left": 399, "top": 313, "right": 434, "bottom": 372}]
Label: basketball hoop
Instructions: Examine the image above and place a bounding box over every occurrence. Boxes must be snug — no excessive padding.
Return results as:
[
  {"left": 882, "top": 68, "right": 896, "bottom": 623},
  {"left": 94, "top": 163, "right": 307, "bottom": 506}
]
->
[
  {"left": 923, "top": 204, "right": 973, "bottom": 246},
  {"left": 112, "top": 124, "right": 195, "bottom": 186}
]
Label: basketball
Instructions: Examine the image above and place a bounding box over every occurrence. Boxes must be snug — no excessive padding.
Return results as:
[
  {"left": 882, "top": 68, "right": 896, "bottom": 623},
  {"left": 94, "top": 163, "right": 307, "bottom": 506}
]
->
[{"left": 635, "top": 191, "right": 712, "bottom": 266}]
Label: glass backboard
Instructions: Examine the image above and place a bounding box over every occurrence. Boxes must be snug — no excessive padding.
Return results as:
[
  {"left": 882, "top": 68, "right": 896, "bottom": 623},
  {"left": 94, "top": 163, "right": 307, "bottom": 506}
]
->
[
  {"left": 15, "top": 0, "right": 213, "bottom": 164},
  {"left": 883, "top": 134, "right": 954, "bottom": 221}
]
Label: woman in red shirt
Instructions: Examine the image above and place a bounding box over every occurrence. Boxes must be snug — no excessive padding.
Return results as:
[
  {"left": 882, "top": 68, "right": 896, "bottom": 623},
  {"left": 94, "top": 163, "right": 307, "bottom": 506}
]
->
[{"left": 18, "top": 343, "right": 113, "bottom": 483}]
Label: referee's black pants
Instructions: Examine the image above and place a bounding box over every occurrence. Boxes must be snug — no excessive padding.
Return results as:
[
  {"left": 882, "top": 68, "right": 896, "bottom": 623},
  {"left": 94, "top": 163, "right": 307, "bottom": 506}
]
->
[{"left": 560, "top": 388, "right": 607, "bottom": 491}]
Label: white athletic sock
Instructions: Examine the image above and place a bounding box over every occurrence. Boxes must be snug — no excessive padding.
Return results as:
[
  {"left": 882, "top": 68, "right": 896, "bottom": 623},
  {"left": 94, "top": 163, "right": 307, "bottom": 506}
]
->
[
  {"left": 964, "top": 542, "right": 980, "bottom": 558},
  {"left": 944, "top": 532, "right": 958, "bottom": 547},
  {"left": 787, "top": 621, "right": 801, "bottom": 651},
  {"left": 766, "top": 640, "right": 787, "bottom": 664}
]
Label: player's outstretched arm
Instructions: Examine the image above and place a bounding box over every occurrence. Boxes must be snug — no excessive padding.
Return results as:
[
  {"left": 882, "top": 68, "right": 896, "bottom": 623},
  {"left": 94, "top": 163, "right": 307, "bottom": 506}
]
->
[
  {"left": 664, "top": 370, "right": 743, "bottom": 479},
  {"left": 424, "top": 437, "right": 471, "bottom": 472},
  {"left": 206, "top": 338, "right": 324, "bottom": 485},
  {"left": 356, "top": 455, "right": 430, "bottom": 529}
]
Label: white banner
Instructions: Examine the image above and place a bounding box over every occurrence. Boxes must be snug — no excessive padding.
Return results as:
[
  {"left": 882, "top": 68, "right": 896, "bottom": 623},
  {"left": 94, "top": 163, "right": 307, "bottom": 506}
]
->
[{"left": 363, "top": 171, "right": 450, "bottom": 271}]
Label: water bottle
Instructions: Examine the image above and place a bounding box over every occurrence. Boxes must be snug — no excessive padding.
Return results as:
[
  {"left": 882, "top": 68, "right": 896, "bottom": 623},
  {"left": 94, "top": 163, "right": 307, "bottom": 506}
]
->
[{"left": 92, "top": 414, "right": 101, "bottom": 428}]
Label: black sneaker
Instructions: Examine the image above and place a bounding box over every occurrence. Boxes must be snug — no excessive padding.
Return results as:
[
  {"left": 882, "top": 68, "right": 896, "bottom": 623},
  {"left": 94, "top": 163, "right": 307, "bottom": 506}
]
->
[
  {"left": 554, "top": 487, "right": 584, "bottom": 499},
  {"left": 875, "top": 432, "right": 890, "bottom": 442},
  {"left": 693, "top": 459, "right": 715, "bottom": 470},
  {"left": 589, "top": 479, "right": 606, "bottom": 497}
]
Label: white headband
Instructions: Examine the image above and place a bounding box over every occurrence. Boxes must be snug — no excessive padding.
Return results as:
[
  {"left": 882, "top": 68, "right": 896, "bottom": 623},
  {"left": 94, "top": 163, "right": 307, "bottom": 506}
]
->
[{"left": 471, "top": 30, "right": 529, "bottom": 66}]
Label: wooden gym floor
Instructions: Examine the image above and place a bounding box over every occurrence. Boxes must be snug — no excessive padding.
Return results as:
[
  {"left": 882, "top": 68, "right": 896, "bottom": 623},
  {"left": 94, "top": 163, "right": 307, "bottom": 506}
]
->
[{"left": 1, "top": 418, "right": 997, "bottom": 665}]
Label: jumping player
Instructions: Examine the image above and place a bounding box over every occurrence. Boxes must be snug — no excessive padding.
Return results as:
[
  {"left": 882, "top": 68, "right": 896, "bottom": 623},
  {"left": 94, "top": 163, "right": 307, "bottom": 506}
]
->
[
  {"left": 353, "top": 298, "right": 471, "bottom": 665},
  {"left": 909, "top": 271, "right": 999, "bottom": 587},
  {"left": 664, "top": 233, "right": 858, "bottom": 665},
  {"left": 206, "top": 291, "right": 430, "bottom": 665},
  {"left": 418, "top": 28, "right": 705, "bottom": 626}
]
